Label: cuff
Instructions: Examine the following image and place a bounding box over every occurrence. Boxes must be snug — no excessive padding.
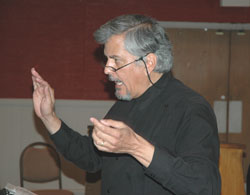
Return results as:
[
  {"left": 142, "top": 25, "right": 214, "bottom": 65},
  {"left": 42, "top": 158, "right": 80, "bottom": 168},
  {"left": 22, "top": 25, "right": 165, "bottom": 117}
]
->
[{"left": 144, "top": 145, "right": 175, "bottom": 184}]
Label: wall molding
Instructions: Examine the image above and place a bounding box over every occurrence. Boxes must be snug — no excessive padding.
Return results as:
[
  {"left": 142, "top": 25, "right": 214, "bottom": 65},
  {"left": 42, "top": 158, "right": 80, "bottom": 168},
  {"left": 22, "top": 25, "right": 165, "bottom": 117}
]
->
[{"left": 160, "top": 21, "right": 250, "bottom": 30}]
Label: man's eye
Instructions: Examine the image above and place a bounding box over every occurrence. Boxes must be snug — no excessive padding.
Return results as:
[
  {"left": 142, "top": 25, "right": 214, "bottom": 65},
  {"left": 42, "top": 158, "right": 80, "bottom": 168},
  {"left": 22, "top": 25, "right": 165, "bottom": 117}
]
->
[{"left": 114, "top": 59, "right": 121, "bottom": 65}]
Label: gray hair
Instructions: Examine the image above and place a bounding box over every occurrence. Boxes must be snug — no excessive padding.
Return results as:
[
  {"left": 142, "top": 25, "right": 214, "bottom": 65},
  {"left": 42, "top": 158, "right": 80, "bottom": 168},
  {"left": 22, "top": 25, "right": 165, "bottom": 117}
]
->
[{"left": 93, "top": 14, "right": 173, "bottom": 73}]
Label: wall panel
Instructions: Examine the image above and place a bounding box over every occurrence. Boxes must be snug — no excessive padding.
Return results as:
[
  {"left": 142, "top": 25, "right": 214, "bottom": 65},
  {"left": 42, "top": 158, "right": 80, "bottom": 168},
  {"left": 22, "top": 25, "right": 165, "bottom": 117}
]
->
[{"left": 1, "top": 0, "right": 250, "bottom": 100}]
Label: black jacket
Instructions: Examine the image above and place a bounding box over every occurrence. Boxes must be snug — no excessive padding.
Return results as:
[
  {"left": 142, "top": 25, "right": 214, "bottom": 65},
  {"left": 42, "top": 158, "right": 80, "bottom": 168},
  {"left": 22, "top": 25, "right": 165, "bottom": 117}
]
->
[{"left": 51, "top": 72, "right": 221, "bottom": 195}]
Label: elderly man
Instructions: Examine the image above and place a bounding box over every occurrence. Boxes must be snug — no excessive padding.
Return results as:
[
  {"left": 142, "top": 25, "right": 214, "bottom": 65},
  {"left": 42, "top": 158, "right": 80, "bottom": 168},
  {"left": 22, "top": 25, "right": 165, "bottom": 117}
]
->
[{"left": 31, "top": 14, "right": 221, "bottom": 195}]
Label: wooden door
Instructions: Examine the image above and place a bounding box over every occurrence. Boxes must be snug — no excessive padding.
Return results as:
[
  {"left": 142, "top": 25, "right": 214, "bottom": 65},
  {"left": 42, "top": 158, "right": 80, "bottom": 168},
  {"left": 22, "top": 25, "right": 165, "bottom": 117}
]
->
[
  {"left": 229, "top": 30, "right": 250, "bottom": 179},
  {"left": 166, "top": 28, "right": 250, "bottom": 182},
  {"left": 167, "top": 29, "right": 230, "bottom": 107},
  {"left": 167, "top": 29, "right": 230, "bottom": 143}
]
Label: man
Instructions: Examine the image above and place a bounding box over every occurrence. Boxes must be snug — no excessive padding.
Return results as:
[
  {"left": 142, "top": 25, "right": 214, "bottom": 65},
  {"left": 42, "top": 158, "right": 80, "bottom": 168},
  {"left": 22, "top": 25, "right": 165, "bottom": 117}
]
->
[{"left": 31, "top": 14, "right": 221, "bottom": 194}]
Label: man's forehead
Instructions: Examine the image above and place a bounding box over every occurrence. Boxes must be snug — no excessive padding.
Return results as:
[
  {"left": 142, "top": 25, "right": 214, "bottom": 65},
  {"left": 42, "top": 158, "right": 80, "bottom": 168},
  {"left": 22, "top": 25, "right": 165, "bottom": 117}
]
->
[{"left": 103, "top": 37, "right": 125, "bottom": 57}]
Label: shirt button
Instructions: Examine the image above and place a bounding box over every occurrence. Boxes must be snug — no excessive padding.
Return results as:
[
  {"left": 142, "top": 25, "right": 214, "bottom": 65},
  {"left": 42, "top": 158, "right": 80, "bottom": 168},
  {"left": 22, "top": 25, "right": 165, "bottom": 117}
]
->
[
  {"left": 107, "top": 189, "right": 111, "bottom": 193},
  {"left": 115, "top": 157, "right": 119, "bottom": 160}
]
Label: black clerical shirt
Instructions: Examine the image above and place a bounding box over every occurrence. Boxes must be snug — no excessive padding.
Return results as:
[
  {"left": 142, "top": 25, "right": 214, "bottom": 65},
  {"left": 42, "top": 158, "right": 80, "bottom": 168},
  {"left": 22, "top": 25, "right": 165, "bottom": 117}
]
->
[{"left": 50, "top": 72, "right": 221, "bottom": 195}]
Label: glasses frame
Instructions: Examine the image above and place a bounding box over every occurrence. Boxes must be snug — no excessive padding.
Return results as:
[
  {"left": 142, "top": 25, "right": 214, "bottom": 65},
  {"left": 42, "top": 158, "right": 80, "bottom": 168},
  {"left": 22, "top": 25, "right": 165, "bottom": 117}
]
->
[
  {"left": 104, "top": 54, "right": 149, "bottom": 72},
  {"left": 104, "top": 53, "right": 157, "bottom": 87}
]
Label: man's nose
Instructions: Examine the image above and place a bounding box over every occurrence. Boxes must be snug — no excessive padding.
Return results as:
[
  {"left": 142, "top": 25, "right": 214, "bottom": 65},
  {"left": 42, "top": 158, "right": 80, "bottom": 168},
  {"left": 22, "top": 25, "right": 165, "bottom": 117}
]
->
[
  {"left": 104, "top": 65, "right": 112, "bottom": 75},
  {"left": 104, "top": 61, "right": 115, "bottom": 75}
]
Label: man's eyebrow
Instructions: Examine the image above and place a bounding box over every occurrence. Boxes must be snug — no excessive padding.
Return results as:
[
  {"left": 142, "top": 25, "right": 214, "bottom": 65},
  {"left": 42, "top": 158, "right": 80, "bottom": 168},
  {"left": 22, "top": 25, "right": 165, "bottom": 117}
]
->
[{"left": 109, "top": 55, "right": 121, "bottom": 60}]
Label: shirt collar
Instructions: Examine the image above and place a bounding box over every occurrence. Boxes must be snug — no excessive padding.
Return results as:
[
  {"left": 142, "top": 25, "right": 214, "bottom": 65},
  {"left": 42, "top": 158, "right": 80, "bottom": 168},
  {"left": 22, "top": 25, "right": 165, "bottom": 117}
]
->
[{"left": 132, "top": 71, "right": 173, "bottom": 104}]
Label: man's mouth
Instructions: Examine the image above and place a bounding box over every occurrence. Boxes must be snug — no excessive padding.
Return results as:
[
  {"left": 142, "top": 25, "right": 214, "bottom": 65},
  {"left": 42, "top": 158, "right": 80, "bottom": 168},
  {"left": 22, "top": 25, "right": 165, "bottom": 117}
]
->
[
  {"left": 115, "top": 81, "right": 123, "bottom": 86},
  {"left": 109, "top": 75, "right": 123, "bottom": 86}
]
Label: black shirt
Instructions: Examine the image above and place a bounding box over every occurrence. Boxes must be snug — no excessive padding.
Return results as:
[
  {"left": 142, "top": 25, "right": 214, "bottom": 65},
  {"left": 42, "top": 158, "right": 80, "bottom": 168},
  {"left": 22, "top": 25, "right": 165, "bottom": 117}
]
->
[{"left": 51, "top": 72, "right": 221, "bottom": 194}]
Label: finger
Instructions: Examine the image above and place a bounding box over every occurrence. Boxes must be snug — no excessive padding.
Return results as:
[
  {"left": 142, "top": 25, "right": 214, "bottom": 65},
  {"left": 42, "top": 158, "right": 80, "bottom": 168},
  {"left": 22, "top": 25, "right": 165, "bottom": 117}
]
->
[
  {"left": 93, "top": 141, "right": 109, "bottom": 152},
  {"left": 50, "top": 88, "right": 55, "bottom": 104},
  {"left": 45, "top": 84, "right": 55, "bottom": 104},
  {"left": 32, "top": 77, "right": 38, "bottom": 90},
  {"left": 90, "top": 117, "right": 108, "bottom": 132},
  {"left": 31, "top": 67, "right": 44, "bottom": 81},
  {"left": 92, "top": 123, "right": 121, "bottom": 150},
  {"left": 34, "top": 77, "right": 49, "bottom": 87},
  {"left": 90, "top": 117, "right": 102, "bottom": 126},
  {"left": 44, "top": 86, "right": 53, "bottom": 104},
  {"left": 92, "top": 131, "right": 110, "bottom": 151},
  {"left": 31, "top": 68, "right": 50, "bottom": 88},
  {"left": 90, "top": 117, "right": 120, "bottom": 138},
  {"left": 92, "top": 123, "right": 116, "bottom": 144},
  {"left": 92, "top": 131, "right": 104, "bottom": 146},
  {"left": 32, "top": 73, "right": 41, "bottom": 90},
  {"left": 94, "top": 139, "right": 115, "bottom": 153},
  {"left": 100, "top": 119, "right": 125, "bottom": 129},
  {"left": 90, "top": 117, "right": 115, "bottom": 131}
]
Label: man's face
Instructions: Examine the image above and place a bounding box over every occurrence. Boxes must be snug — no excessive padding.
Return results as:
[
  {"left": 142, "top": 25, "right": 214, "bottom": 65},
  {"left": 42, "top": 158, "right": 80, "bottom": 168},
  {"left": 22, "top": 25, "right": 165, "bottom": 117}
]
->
[{"left": 104, "top": 34, "right": 149, "bottom": 101}]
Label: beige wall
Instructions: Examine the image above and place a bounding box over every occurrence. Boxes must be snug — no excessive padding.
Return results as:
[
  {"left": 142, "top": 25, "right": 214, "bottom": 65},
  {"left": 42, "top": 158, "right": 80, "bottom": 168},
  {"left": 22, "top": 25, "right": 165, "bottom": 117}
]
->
[{"left": 0, "top": 98, "right": 114, "bottom": 194}]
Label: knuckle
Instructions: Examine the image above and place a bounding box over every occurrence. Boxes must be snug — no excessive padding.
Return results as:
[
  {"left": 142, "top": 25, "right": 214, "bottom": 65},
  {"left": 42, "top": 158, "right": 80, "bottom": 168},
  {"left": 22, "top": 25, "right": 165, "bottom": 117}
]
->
[
  {"left": 113, "top": 139, "right": 119, "bottom": 145},
  {"left": 96, "top": 130, "right": 101, "bottom": 137},
  {"left": 114, "top": 131, "right": 121, "bottom": 139},
  {"left": 109, "top": 145, "right": 116, "bottom": 152}
]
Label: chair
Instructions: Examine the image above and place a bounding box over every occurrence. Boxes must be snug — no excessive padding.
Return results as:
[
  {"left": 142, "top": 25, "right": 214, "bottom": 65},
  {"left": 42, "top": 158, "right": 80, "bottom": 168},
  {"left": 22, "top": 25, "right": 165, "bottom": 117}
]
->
[
  {"left": 20, "top": 142, "right": 73, "bottom": 195},
  {"left": 85, "top": 171, "right": 101, "bottom": 195}
]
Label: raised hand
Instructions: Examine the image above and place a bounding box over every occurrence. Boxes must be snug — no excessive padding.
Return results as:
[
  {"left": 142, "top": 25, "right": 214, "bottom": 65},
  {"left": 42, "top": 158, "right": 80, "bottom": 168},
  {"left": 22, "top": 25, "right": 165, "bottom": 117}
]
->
[{"left": 31, "top": 67, "right": 61, "bottom": 133}]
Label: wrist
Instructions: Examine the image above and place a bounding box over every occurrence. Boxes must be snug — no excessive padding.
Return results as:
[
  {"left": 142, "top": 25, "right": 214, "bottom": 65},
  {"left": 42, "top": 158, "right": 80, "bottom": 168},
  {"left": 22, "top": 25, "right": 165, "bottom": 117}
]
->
[
  {"left": 130, "top": 134, "right": 155, "bottom": 167},
  {"left": 41, "top": 112, "right": 61, "bottom": 134}
]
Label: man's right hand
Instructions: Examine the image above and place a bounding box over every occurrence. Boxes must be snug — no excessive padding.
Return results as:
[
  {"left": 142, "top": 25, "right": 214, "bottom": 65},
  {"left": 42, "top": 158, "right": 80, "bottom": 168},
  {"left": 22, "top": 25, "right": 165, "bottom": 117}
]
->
[{"left": 31, "top": 67, "right": 61, "bottom": 134}]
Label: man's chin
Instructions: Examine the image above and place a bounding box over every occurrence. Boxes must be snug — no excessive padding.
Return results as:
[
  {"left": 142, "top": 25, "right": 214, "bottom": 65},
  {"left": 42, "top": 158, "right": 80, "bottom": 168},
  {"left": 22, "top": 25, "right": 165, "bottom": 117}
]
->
[{"left": 115, "top": 91, "right": 132, "bottom": 101}]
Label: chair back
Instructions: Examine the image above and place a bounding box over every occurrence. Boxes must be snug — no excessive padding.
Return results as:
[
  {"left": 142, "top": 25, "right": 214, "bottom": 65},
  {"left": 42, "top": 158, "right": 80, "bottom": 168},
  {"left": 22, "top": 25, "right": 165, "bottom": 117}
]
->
[{"left": 20, "top": 142, "right": 62, "bottom": 189}]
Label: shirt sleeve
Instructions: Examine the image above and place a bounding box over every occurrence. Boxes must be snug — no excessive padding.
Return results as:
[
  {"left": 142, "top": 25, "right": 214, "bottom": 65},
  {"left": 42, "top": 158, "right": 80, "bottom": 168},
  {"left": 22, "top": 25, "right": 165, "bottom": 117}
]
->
[
  {"left": 144, "top": 103, "right": 221, "bottom": 194},
  {"left": 50, "top": 120, "right": 103, "bottom": 172}
]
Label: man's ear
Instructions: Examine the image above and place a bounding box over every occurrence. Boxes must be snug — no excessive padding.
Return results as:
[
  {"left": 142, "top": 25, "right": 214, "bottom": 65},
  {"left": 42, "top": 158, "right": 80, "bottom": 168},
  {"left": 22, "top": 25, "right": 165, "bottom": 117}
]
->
[{"left": 144, "top": 53, "right": 157, "bottom": 75}]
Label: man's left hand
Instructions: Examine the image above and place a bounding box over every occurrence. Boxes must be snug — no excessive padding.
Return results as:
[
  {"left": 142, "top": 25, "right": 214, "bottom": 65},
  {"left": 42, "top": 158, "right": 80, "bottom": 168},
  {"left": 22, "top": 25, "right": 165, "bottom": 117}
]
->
[
  {"left": 90, "top": 117, "right": 138, "bottom": 154},
  {"left": 90, "top": 117, "right": 155, "bottom": 167}
]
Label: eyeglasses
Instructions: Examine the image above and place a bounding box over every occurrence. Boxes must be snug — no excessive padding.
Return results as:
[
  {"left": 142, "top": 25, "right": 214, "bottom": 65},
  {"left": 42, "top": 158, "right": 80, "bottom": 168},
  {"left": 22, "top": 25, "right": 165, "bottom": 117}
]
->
[
  {"left": 104, "top": 54, "right": 149, "bottom": 72},
  {"left": 104, "top": 53, "right": 157, "bottom": 86}
]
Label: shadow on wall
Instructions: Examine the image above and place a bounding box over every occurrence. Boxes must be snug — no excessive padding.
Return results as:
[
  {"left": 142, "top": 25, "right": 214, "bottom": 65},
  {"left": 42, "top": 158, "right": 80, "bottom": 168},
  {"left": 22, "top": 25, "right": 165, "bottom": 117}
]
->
[{"left": 33, "top": 112, "right": 86, "bottom": 185}]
